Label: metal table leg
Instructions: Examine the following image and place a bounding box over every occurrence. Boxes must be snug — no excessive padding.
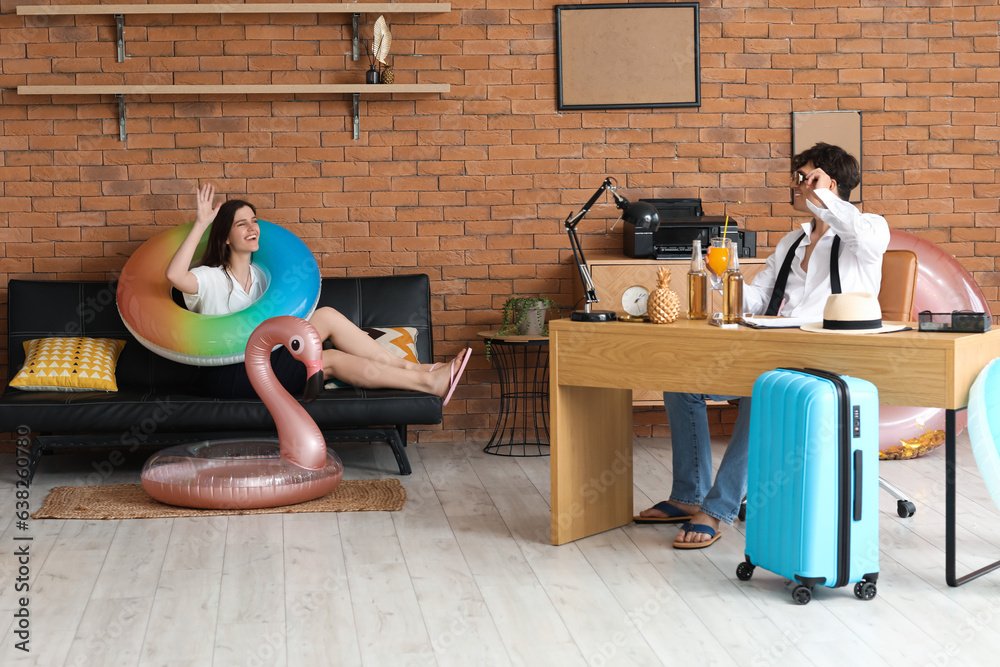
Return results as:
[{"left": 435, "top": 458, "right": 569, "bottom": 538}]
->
[{"left": 945, "top": 407, "right": 1000, "bottom": 586}]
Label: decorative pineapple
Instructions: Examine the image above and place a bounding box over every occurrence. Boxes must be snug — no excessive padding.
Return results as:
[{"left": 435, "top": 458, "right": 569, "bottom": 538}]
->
[{"left": 648, "top": 267, "right": 681, "bottom": 324}]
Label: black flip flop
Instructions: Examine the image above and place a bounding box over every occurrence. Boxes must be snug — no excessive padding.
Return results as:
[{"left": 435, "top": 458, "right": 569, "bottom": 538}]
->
[
  {"left": 633, "top": 500, "right": 693, "bottom": 524},
  {"left": 672, "top": 522, "right": 722, "bottom": 549}
]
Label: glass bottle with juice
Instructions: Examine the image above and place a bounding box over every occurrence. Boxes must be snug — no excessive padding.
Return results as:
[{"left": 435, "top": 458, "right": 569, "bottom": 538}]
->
[
  {"left": 722, "top": 239, "right": 744, "bottom": 324},
  {"left": 687, "top": 239, "right": 708, "bottom": 319}
]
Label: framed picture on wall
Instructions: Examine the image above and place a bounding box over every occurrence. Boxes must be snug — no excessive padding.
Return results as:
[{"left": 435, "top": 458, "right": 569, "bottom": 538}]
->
[
  {"left": 555, "top": 3, "right": 701, "bottom": 111},
  {"left": 792, "top": 110, "right": 863, "bottom": 203}
]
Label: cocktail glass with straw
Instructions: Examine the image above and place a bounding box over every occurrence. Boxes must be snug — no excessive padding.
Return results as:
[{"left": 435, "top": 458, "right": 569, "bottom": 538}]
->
[{"left": 706, "top": 236, "right": 731, "bottom": 292}]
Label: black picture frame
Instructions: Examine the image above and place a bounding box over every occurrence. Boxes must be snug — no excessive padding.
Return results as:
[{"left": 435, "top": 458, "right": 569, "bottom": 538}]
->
[{"left": 556, "top": 3, "right": 701, "bottom": 111}]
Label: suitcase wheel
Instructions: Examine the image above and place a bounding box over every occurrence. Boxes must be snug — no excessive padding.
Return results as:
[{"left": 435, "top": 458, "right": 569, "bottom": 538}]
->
[
  {"left": 736, "top": 561, "right": 755, "bottom": 581},
  {"left": 897, "top": 500, "right": 916, "bottom": 518},
  {"left": 792, "top": 585, "right": 812, "bottom": 605},
  {"left": 854, "top": 580, "right": 877, "bottom": 601}
]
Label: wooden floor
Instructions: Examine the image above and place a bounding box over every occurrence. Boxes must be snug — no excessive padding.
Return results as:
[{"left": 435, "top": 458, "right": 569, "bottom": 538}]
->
[{"left": 2, "top": 433, "right": 1000, "bottom": 667}]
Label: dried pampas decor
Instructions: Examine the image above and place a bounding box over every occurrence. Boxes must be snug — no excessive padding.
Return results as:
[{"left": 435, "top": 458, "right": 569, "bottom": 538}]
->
[
  {"left": 373, "top": 15, "right": 392, "bottom": 67},
  {"left": 372, "top": 15, "right": 393, "bottom": 83}
]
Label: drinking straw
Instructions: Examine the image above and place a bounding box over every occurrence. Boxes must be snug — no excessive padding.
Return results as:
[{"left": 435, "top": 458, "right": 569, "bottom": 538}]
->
[{"left": 722, "top": 214, "right": 729, "bottom": 240}]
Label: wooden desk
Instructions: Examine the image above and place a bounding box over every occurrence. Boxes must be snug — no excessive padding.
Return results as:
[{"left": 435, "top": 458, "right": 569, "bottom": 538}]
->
[{"left": 548, "top": 318, "right": 1000, "bottom": 586}]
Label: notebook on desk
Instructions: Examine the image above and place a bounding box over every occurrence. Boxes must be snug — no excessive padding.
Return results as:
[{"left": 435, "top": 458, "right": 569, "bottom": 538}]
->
[{"left": 739, "top": 315, "right": 817, "bottom": 329}]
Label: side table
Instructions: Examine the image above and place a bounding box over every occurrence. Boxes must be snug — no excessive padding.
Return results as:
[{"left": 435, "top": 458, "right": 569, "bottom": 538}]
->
[{"left": 478, "top": 332, "right": 550, "bottom": 457}]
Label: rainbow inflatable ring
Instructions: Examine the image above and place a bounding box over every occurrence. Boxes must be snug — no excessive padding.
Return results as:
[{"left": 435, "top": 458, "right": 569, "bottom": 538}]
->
[{"left": 117, "top": 220, "right": 321, "bottom": 366}]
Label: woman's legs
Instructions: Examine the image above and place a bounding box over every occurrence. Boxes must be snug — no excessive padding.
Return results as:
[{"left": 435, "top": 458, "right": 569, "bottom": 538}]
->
[
  {"left": 321, "top": 348, "right": 464, "bottom": 396},
  {"left": 308, "top": 306, "right": 470, "bottom": 397},
  {"left": 308, "top": 307, "right": 434, "bottom": 371}
]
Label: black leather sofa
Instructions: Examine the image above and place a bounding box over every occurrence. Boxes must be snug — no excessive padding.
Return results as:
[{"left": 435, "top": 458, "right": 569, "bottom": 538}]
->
[{"left": 0, "top": 275, "right": 442, "bottom": 480}]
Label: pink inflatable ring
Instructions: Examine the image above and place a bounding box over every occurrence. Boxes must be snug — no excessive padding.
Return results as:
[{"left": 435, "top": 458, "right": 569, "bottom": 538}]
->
[
  {"left": 141, "top": 439, "right": 343, "bottom": 510},
  {"left": 878, "top": 230, "right": 987, "bottom": 460},
  {"left": 141, "top": 316, "right": 343, "bottom": 509}
]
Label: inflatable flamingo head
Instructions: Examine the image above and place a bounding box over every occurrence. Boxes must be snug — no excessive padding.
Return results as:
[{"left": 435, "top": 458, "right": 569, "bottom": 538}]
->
[{"left": 246, "top": 316, "right": 325, "bottom": 402}]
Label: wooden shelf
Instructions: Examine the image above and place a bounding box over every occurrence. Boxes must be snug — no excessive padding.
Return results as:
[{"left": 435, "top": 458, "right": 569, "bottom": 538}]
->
[
  {"left": 17, "top": 83, "right": 450, "bottom": 140},
  {"left": 18, "top": 84, "right": 450, "bottom": 95},
  {"left": 17, "top": 3, "right": 450, "bottom": 63},
  {"left": 17, "top": 3, "right": 451, "bottom": 16}
]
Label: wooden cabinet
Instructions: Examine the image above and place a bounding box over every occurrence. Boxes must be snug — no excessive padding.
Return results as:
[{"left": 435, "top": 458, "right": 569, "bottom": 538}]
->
[{"left": 585, "top": 254, "right": 767, "bottom": 404}]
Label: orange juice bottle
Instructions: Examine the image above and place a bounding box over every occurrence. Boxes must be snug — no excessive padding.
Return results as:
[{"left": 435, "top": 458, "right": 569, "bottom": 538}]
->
[
  {"left": 722, "top": 241, "right": 744, "bottom": 324},
  {"left": 687, "top": 239, "right": 708, "bottom": 319}
]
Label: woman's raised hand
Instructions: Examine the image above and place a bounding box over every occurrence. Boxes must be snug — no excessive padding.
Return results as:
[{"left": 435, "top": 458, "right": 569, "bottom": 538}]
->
[{"left": 195, "top": 183, "right": 222, "bottom": 228}]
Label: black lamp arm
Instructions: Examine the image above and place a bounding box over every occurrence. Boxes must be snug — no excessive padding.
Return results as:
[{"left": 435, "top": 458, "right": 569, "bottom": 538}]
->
[
  {"left": 566, "top": 216, "right": 598, "bottom": 307},
  {"left": 565, "top": 178, "right": 627, "bottom": 309},
  {"left": 564, "top": 178, "right": 629, "bottom": 230}
]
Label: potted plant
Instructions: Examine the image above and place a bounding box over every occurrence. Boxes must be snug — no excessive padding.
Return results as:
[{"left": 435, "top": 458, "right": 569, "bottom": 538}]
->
[{"left": 486, "top": 296, "right": 561, "bottom": 360}]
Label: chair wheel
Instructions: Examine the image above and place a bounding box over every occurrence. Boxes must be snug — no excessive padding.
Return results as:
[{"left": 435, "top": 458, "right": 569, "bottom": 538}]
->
[
  {"left": 854, "top": 581, "right": 877, "bottom": 600},
  {"left": 736, "top": 562, "right": 754, "bottom": 581},
  {"left": 792, "top": 585, "right": 812, "bottom": 605},
  {"left": 897, "top": 500, "right": 916, "bottom": 518}
]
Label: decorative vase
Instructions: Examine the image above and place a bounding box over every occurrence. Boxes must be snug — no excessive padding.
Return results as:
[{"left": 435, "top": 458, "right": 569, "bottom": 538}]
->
[
  {"left": 380, "top": 66, "right": 394, "bottom": 84},
  {"left": 515, "top": 301, "right": 548, "bottom": 336},
  {"left": 365, "top": 66, "right": 379, "bottom": 84}
]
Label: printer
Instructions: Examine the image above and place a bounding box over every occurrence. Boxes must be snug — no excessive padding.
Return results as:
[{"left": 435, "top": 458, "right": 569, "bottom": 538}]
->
[{"left": 623, "top": 198, "right": 756, "bottom": 259}]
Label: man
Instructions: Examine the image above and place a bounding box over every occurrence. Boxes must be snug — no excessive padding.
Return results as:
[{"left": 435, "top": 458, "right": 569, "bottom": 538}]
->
[{"left": 636, "top": 142, "right": 890, "bottom": 548}]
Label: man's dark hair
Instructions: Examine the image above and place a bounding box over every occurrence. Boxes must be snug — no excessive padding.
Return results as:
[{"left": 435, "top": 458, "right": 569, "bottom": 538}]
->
[{"left": 792, "top": 142, "right": 860, "bottom": 200}]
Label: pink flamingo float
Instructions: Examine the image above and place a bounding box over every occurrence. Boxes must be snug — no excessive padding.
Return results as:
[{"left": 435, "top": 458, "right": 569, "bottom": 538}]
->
[{"left": 141, "top": 316, "right": 344, "bottom": 509}]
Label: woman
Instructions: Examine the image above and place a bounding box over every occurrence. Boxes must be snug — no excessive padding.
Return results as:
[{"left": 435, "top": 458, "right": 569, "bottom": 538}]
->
[{"left": 166, "top": 183, "right": 470, "bottom": 401}]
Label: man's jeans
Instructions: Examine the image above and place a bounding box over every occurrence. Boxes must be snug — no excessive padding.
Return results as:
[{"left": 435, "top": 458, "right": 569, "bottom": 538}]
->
[{"left": 663, "top": 392, "right": 752, "bottom": 525}]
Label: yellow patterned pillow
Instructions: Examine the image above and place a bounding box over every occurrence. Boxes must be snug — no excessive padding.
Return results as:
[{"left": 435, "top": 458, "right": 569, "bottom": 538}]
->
[{"left": 10, "top": 337, "right": 126, "bottom": 392}]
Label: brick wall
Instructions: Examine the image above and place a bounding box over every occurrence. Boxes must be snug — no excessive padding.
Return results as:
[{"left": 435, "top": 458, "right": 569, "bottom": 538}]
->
[{"left": 1, "top": 0, "right": 998, "bottom": 443}]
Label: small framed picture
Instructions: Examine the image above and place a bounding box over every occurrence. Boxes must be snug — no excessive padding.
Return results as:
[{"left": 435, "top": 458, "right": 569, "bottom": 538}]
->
[{"left": 792, "top": 110, "right": 864, "bottom": 202}]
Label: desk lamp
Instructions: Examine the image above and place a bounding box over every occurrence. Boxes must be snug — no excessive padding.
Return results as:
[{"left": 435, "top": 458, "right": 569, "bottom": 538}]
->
[{"left": 565, "top": 178, "right": 660, "bottom": 322}]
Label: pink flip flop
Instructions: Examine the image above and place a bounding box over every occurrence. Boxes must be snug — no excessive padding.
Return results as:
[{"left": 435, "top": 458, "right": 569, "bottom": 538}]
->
[
  {"left": 431, "top": 347, "right": 470, "bottom": 372},
  {"left": 442, "top": 348, "right": 471, "bottom": 407}
]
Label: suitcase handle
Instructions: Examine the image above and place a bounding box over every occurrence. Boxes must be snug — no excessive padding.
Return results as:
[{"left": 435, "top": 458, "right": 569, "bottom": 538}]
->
[{"left": 853, "top": 449, "right": 863, "bottom": 521}]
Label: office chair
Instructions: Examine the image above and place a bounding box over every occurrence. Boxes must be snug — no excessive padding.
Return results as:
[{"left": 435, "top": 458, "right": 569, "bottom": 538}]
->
[{"left": 877, "top": 249, "right": 920, "bottom": 517}]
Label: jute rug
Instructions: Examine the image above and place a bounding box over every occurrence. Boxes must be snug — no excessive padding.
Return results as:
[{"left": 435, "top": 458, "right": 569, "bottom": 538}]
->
[{"left": 32, "top": 479, "right": 406, "bottom": 520}]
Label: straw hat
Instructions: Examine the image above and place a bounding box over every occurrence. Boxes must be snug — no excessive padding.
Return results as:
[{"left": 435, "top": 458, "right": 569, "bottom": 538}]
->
[{"left": 800, "top": 292, "right": 909, "bottom": 335}]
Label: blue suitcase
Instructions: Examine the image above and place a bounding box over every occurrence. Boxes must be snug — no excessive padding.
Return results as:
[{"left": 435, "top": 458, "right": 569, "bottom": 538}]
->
[{"left": 737, "top": 367, "right": 880, "bottom": 604}]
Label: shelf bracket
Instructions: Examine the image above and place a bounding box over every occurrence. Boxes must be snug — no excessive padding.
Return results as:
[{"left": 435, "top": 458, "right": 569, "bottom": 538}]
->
[
  {"left": 116, "top": 94, "right": 127, "bottom": 141},
  {"left": 352, "top": 93, "right": 360, "bottom": 140},
  {"left": 352, "top": 14, "right": 360, "bottom": 61},
  {"left": 115, "top": 14, "right": 125, "bottom": 63}
]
